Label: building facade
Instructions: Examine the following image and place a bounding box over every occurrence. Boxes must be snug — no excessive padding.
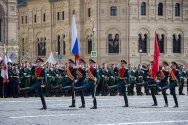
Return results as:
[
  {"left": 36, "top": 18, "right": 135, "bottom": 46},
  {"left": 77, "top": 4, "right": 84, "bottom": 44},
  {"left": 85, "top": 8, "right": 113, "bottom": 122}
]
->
[
  {"left": 17, "top": 0, "right": 188, "bottom": 66},
  {"left": 0, "top": 0, "right": 18, "bottom": 62}
]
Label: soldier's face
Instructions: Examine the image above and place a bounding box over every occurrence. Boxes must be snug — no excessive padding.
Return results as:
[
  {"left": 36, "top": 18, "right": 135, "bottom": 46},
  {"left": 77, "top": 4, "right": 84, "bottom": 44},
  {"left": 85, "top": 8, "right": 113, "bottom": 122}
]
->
[{"left": 69, "top": 62, "right": 74, "bottom": 67}]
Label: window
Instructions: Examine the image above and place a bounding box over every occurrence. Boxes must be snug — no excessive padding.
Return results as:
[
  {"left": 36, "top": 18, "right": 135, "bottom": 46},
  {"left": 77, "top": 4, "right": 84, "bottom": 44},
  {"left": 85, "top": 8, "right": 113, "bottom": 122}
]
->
[
  {"left": 63, "top": 40, "right": 66, "bottom": 55},
  {"left": 37, "top": 37, "right": 46, "bottom": 56},
  {"left": 25, "top": 16, "right": 27, "bottom": 24},
  {"left": 87, "top": 35, "right": 92, "bottom": 54},
  {"left": 57, "top": 35, "right": 61, "bottom": 55},
  {"left": 138, "top": 34, "right": 147, "bottom": 53},
  {"left": 73, "top": 10, "right": 75, "bottom": 15},
  {"left": 0, "top": 19, "right": 1, "bottom": 41},
  {"left": 57, "top": 12, "right": 60, "bottom": 20},
  {"left": 88, "top": 8, "right": 91, "bottom": 17},
  {"left": 43, "top": 13, "right": 46, "bottom": 22},
  {"left": 175, "top": 3, "right": 180, "bottom": 16},
  {"left": 62, "top": 11, "right": 64, "bottom": 20},
  {"left": 21, "top": 16, "right": 24, "bottom": 24},
  {"left": 173, "top": 34, "right": 181, "bottom": 53},
  {"left": 141, "top": 2, "right": 146, "bottom": 16},
  {"left": 34, "top": 14, "right": 37, "bottom": 23},
  {"left": 157, "top": 34, "right": 165, "bottom": 53},
  {"left": 22, "top": 38, "right": 24, "bottom": 56},
  {"left": 110, "top": 6, "right": 117, "bottom": 16},
  {"left": 108, "top": 34, "right": 120, "bottom": 53},
  {"left": 158, "top": 3, "right": 163, "bottom": 16}
]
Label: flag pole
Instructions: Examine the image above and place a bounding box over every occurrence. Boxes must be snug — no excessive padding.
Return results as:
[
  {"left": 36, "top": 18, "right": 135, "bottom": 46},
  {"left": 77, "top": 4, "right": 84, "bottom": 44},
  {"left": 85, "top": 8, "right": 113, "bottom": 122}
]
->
[{"left": 2, "top": 43, "right": 5, "bottom": 98}]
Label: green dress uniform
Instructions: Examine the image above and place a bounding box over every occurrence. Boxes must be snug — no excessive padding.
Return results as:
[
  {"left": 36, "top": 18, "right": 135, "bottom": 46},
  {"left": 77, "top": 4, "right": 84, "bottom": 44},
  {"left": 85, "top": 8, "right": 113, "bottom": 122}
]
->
[
  {"left": 99, "top": 67, "right": 110, "bottom": 96},
  {"left": 185, "top": 69, "right": 188, "bottom": 94},
  {"left": 178, "top": 69, "right": 185, "bottom": 95},
  {"left": 128, "top": 69, "right": 136, "bottom": 95},
  {"left": 135, "top": 69, "right": 145, "bottom": 95},
  {"left": 19, "top": 67, "right": 31, "bottom": 88},
  {"left": 109, "top": 67, "right": 130, "bottom": 107}
]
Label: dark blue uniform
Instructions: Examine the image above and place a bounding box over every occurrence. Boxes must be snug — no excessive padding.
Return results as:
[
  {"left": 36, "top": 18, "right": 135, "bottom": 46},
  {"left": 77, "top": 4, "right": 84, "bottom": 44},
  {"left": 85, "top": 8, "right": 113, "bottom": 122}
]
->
[{"left": 20, "top": 66, "right": 47, "bottom": 109}]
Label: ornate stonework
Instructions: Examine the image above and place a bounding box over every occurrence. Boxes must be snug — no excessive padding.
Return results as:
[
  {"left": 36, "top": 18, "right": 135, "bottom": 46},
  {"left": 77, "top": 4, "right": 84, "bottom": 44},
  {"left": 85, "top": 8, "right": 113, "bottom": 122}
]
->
[
  {"left": 0, "top": 0, "right": 18, "bottom": 62},
  {"left": 17, "top": 0, "right": 188, "bottom": 66}
]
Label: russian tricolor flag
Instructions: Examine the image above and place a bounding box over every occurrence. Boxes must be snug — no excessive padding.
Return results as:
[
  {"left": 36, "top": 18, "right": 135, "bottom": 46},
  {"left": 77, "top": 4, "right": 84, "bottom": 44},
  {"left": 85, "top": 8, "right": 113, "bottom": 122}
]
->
[{"left": 71, "top": 15, "right": 80, "bottom": 60}]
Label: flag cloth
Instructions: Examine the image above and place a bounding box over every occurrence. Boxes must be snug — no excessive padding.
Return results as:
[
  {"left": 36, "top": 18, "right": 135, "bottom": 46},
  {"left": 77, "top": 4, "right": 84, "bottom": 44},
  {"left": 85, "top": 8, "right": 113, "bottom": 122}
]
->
[
  {"left": 1, "top": 44, "right": 8, "bottom": 83},
  {"left": 152, "top": 32, "right": 160, "bottom": 78},
  {"left": 71, "top": 15, "right": 80, "bottom": 60}
]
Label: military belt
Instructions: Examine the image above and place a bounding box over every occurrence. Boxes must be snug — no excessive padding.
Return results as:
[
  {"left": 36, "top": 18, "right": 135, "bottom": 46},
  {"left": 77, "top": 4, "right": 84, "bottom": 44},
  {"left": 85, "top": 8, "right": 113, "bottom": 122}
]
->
[{"left": 36, "top": 77, "right": 44, "bottom": 80}]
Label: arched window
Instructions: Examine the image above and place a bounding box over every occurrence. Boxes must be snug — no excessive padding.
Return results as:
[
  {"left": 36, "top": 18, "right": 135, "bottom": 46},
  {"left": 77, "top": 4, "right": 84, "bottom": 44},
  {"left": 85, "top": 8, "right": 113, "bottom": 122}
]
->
[
  {"left": 0, "top": 19, "right": 2, "bottom": 41},
  {"left": 62, "top": 35, "right": 66, "bottom": 55},
  {"left": 108, "top": 34, "right": 113, "bottom": 53},
  {"left": 57, "top": 35, "right": 61, "bottom": 55},
  {"left": 37, "top": 37, "right": 46, "bottom": 56},
  {"left": 158, "top": 3, "right": 163, "bottom": 16},
  {"left": 157, "top": 34, "right": 165, "bottom": 53},
  {"left": 141, "top": 2, "right": 146, "bottom": 16},
  {"left": 63, "top": 40, "right": 66, "bottom": 55},
  {"left": 110, "top": 6, "right": 117, "bottom": 16},
  {"left": 173, "top": 34, "right": 181, "bottom": 53},
  {"left": 108, "top": 34, "right": 119, "bottom": 54},
  {"left": 175, "top": 3, "right": 180, "bottom": 16},
  {"left": 88, "top": 35, "right": 92, "bottom": 54},
  {"left": 138, "top": 34, "right": 142, "bottom": 51},
  {"left": 142, "top": 34, "right": 147, "bottom": 53},
  {"left": 22, "top": 38, "right": 25, "bottom": 56}
]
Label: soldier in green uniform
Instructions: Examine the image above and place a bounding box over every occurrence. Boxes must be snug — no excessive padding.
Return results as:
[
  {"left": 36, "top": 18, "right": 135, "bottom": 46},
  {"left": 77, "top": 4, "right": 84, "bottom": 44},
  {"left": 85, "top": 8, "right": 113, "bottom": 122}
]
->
[
  {"left": 178, "top": 65, "right": 185, "bottom": 95},
  {"left": 19, "top": 62, "right": 31, "bottom": 90},
  {"left": 108, "top": 60, "right": 130, "bottom": 107},
  {"left": 185, "top": 68, "right": 188, "bottom": 95},
  {"left": 99, "top": 63, "right": 110, "bottom": 96},
  {"left": 135, "top": 64, "right": 144, "bottom": 95},
  {"left": 128, "top": 64, "right": 136, "bottom": 96}
]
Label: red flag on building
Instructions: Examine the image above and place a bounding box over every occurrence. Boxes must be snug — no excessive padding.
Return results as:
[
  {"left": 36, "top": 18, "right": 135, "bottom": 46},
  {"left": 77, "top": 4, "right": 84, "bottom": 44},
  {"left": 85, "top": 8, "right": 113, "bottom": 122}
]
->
[
  {"left": 1, "top": 44, "right": 8, "bottom": 83},
  {"left": 152, "top": 32, "right": 160, "bottom": 78}
]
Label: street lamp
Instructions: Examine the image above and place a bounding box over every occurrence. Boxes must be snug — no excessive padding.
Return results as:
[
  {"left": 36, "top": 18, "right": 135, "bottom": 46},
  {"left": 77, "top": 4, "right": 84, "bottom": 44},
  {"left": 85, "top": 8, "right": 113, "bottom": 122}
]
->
[
  {"left": 139, "top": 49, "right": 142, "bottom": 65},
  {"left": 90, "top": 18, "right": 96, "bottom": 51}
]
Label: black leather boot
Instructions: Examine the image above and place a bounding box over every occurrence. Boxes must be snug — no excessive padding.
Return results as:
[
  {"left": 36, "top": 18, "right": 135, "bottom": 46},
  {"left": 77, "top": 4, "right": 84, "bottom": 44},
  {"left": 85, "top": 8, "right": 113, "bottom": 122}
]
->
[
  {"left": 90, "top": 98, "right": 97, "bottom": 109},
  {"left": 122, "top": 95, "right": 129, "bottom": 107}
]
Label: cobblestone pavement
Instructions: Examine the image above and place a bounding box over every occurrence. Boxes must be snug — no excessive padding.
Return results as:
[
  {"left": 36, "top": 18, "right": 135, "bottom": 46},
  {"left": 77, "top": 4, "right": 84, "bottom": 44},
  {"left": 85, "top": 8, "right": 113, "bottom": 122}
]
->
[{"left": 0, "top": 91, "right": 188, "bottom": 125}]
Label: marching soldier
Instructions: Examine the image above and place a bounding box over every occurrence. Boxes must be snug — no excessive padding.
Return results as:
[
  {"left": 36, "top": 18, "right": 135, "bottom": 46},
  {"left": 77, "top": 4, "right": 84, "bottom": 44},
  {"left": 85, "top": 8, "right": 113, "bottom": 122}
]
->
[
  {"left": 75, "top": 59, "right": 99, "bottom": 109},
  {"left": 108, "top": 60, "right": 129, "bottom": 107},
  {"left": 160, "top": 61, "right": 179, "bottom": 108},
  {"left": 19, "top": 58, "right": 47, "bottom": 110},
  {"left": 74, "top": 59, "right": 86, "bottom": 108},
  {"left": 52, "top": 59, "right": 77, "bottom": 107},
  {"left": 147, "top": 61, "right": 158, "bottom": 106},
  {"left": 158, "top": 61, "right": 169, "bottom": 107}
]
